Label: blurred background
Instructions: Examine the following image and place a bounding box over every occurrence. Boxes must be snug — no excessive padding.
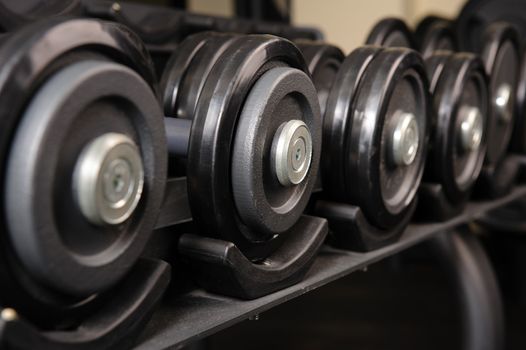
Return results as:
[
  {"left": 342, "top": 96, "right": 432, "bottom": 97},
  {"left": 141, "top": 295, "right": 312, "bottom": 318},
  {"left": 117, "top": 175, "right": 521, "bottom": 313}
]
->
[{"left": 162, "top": 0, "right": 465, "bottom": 52}]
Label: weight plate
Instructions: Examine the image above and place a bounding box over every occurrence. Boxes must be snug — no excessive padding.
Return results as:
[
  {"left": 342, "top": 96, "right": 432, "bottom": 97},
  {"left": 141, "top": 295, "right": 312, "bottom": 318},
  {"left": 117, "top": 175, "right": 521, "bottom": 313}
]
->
[
  {"left": 456, "top": 0, "right": 526, "bottom": 52},
  {"left": 173, "top": 34, "right": 237, "bottom": 120},
  {"left": 322, "top": 46, "right": 383, "bottom": 201},
  {"left": 427, "top": 52, "right": 489, "bottom": 203},
  {"left": 0, "top": 0, "right": 81, "bottom": 32},
  {"left": 161, "top": 32, "right": 212, "bottom": 117},
  {"left": 350, "top": 48, "right": 429, "bottom": 228},
  {"left": 510, "top": 49, "right": 526, "bottom": 153},
  {"left": 366, "top": 17, "right": 415, "bottom": 48},
  {"left": 232, "top": 67, "right": 320, "bottom": 236},
  {"left": 295, "top": 40, "right": 345, "bottom": 114},
  {"left": 415, "top": 17, "right": 457, "bottom": 58},
  {"left": 0, "top": 18, "right": 159, "bottom": 327},
  {"left": 187, "top": 35, "right": 313, "bottom": 255},
  {"left": 425, "top": 52, "right": 450, "bottom": 93},
  {"left": 480, "top": 22, "right": 520, "bottom": 166},
  {"left": 6, "top": 60, "right": 166, "bottom": 297},
  {"left": 161, "top": 32, "right": 236, "bottom": 118}
]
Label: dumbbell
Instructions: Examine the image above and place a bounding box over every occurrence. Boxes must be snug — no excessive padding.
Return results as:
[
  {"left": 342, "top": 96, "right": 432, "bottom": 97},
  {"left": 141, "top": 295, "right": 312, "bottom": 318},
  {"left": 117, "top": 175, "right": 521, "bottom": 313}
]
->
[
  {"left": 295, "top": 39, "right": 430, "bottom": 250},
  {"left": 371, "top": 17, "right": 489, "bottom": 214},
  {"left": 0, "top": 18, "right": 169, "bottom": 349},
  {"left": 455, "top": 1, "right": 526, "bottom": 156},
  {"left": 158, "top": 32, "right": 327, "bottom": 297},
  {"left": 427, "top": 19, "right": 519, "bottom": 196},
  {"left": 456, "top": 8, "right": 526, "bottom": 156},
  {"left": 0, "top": 0, "right": 81, "bottom": 32}
]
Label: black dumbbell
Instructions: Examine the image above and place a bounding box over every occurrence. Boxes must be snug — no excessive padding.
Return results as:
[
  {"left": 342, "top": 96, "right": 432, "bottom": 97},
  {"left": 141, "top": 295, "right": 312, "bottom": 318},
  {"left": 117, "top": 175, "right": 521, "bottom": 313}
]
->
[
  {"left": 0, "top": 18, "right": 169, "bottom": 349},
  {"left": 475, "top": 23, "right": 521, "bottom": 196},
  {"left": 416, "top": 18, "right": 522, "bottom": 197},
  {"left": 455, "top": 2, "right": 526, "bottom": 156},
  {"left": 385, "top": 17, "right": 489, "bottom": 216},
  {"left": 419, "top": 52, "right": 489, "bottom": 218},
  {"left": 297, "top": 39, "right": 430, "bottom": 250},
  {"left": 159, "top": 32, "right": 328, "bottom": 298}
]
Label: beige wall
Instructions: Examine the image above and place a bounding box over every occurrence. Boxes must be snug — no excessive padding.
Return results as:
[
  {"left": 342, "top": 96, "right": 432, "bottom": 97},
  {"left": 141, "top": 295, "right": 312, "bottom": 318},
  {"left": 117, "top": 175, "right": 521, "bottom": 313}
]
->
[
  {"left": 292, "top": 0, "right": 465, "bottom": 53},
  {"left": 407, "top": 0, "right": 465, "bottom": 21},
  {"left": 185, "top": 0, "right": 466, "bottom": 53},
  {"left": 189, "top": 0, "right": 232, "bottom": 17}
]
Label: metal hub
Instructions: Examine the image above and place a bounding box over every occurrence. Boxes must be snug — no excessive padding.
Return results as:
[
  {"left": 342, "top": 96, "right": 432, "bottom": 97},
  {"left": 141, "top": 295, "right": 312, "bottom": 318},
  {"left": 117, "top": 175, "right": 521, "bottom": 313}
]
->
[
  {"left": 272, "top": 119, "right": 313, "bottom": 186},
  {"left": 494, "top": 83, "right": 512, "bottom": 122},
  {"left": 390, "top": 111, "right": 419, "bottom": 166},
  {"left": 459, "top": 106, "right": 483, "bottom": 152},
  {"left": 73, "top": 133, "right": 144, "bottom": 226}
]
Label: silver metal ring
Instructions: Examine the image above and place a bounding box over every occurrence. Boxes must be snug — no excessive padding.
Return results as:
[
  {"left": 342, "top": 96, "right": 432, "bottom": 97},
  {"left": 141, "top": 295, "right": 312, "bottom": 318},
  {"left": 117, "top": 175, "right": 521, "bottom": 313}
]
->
[
  {"left": 459, "top": 106, "right": 483, "bottom": 152},
  {"left": 73, "top": 133, "right": 144, "bottom": 226},
  {"left": 272, "top": 119, "right": 313, "bottom": 186},
  {"left": 390, "top": 111, "right": 420, "bottom": 166}
]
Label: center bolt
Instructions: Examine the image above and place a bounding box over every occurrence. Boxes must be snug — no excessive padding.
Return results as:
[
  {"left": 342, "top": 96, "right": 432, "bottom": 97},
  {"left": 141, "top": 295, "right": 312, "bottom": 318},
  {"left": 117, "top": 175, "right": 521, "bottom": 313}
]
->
[
  {"left": 458, "top": 106, "right": 483, "bottom": 152},
  {"left": 73, "top": 133, "right": 144, "bottom": 226},
  {"left": 390, "top": 111, "right": 419, "bottom": 166},
  {"left": 272, "top": 120, "right": 313, "bottom": 186},
  {"left": 494, "top": 83, "right": 512, "bottom": 123}
]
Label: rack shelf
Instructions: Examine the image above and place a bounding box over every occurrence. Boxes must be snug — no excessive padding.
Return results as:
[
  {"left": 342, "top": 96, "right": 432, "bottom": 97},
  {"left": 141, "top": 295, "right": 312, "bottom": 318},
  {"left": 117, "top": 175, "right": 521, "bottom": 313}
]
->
[{"left": 136, "top": 185, "right": 526, "bottom": 350}]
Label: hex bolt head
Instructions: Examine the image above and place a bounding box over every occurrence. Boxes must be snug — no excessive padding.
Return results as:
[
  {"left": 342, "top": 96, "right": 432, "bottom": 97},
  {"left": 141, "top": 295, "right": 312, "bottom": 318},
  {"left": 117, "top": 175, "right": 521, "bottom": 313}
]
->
[
  {"left": 494, "top": 83, "right": 512, "bottom": 123},
  {"left": 459, "top": 106, "right": 483, "bottom": 152},
  {"left": 73, "top": 133, "right": 144, "bottom": 226},
  {"left": 272, "top": 120, "right": 313, "bottom": 186},
  {"left": 390, "top": 112, "right": 419, "bottom": 166}
]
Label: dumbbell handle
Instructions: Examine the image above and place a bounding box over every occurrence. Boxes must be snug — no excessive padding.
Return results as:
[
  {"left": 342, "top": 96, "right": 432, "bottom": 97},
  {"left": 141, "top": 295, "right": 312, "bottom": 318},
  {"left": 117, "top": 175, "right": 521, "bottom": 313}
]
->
[{"left": 164, "top": 117, "right": 191, "bottom": 157}]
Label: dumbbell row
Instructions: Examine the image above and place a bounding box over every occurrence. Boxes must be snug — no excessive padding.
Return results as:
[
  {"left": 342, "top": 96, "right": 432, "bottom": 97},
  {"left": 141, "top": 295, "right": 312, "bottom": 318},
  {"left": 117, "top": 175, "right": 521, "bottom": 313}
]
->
[{"left": 0, "top": 11, "right": 524, "bottom": 350}]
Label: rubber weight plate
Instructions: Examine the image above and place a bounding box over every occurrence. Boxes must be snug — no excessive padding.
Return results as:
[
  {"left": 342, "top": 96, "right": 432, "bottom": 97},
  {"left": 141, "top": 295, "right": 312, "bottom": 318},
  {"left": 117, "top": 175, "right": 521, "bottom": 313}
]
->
[
  {"left": 480, "top": 23, "right": 520, "bottom": 166},
  {"left": 174, "top": 34, "right": 238, "bottom": 120},
  {"left": 0, "top": 18, "right": 162, "bottom": 327},
  {"left": 294, "top": 40, "right": 345, "bottom": 114},
  {"left": 415, "top": 17, "right": 457, "bottom": 58},
  {"left": 366, "top": 17, "right": 415, "bottom": 48},
  {"left": 322, "top": 46, "right": 383, "bottom": 202},
  {"left": 232, "top": 67, "right": 320, "bottom": 237},
  {"left": 187, "top": 35, "right": 317, "bottom": 250},
  {"left": 350, "top": 48, "right": 429, "bottom": 228},
  {"left": 456, "top": 0, "right": 526, "bottom": 52},
  {"left": 6, "top": 59, "right": 165, "bottom": 297},
  {"left": 161, "top": 32, "right": 236, "bottom": 119},
  {"left": 426, "top": 52, "right": 489, "bottom": 203},
  {"left": 510, "top": 49, "right": 526, "bottom": 153}
]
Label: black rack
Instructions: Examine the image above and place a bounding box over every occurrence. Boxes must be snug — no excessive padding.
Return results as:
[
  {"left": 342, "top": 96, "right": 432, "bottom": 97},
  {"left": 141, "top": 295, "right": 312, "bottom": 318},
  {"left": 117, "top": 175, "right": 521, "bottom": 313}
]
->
[{"left": 135, "top": 185, "right": 526, "bottom": 350}]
